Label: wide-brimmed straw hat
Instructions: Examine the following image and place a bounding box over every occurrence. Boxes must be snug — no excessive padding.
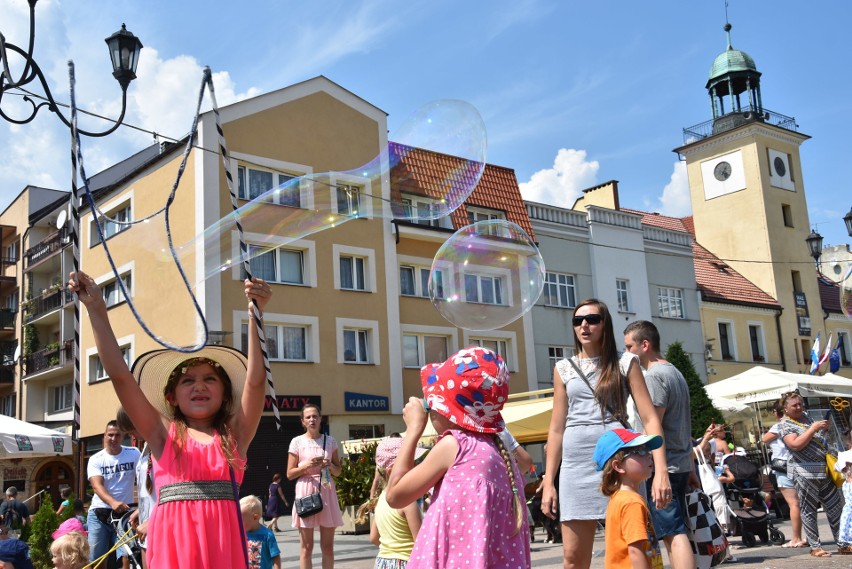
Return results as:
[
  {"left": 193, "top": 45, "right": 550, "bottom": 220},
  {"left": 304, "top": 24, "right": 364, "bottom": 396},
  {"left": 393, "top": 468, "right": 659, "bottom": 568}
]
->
[{"left": 131, "top": 346, "right": 248, "bottom": 417}]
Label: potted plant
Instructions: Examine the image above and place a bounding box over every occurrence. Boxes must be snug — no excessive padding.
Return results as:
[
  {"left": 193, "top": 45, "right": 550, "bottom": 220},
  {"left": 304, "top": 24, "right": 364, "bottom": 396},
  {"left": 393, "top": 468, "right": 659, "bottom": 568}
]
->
[{"left": 335, "top": 440, "right": 377, "bottom": 534}]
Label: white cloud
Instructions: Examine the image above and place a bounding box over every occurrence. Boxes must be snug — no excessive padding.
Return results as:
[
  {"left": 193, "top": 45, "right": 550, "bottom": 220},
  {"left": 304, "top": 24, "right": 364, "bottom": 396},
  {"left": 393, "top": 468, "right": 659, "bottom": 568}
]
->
[
  {"left": 518, "top": 148, "right": 599, "bottom": 208},
  {"left": 656, "top": 161, "right": 692, "bottom": 216}
]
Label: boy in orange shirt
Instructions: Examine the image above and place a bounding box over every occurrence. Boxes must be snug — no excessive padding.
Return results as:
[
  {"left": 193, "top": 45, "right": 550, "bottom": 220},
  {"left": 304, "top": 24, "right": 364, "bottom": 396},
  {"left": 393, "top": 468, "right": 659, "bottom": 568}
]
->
[{"left": 594, "top": 428, "right": 665, "bottom": 569}]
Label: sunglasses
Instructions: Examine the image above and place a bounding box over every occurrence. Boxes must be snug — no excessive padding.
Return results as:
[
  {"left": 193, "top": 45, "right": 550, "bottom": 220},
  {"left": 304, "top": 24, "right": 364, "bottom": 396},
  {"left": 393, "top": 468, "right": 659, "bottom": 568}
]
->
[
  {"left": 623, "top": 447, "right": 651, "bottom": 459},
  {"left": 572, "top": 314, "right": 603, "bottom": 327}
]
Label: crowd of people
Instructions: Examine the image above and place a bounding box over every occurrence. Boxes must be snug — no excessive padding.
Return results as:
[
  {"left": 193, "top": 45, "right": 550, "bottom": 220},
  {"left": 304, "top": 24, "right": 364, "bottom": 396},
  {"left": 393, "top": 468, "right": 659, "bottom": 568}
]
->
[{"left": 4, "top": 275, "right": 851, "bottom": 569}]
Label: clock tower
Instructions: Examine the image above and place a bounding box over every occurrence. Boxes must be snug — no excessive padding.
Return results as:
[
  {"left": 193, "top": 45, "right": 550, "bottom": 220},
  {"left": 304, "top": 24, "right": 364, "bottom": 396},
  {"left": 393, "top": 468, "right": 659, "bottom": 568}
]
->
[{"left": 675, "top": 23, "right": 821, "bottom": 372}]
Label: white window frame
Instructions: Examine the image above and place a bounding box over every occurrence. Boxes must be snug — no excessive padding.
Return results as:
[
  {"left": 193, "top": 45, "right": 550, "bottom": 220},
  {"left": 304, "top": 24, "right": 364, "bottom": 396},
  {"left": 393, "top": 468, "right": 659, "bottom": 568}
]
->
[
  {"left": 467, "top": 206, "right": 506, "bottom": 224},
  {"left": 232, "top": 234, "right": 316, "bottom": 288},
  {"left": 236, "top": 311, "right": 319, "bottom": 363},
  {"left": 230, "top": 152, "right": 312, "bottom": 209},
  {"left": 336, "top": 318, "right": 380, "bottom": 365},
  {"left": 333, "top": 245, "right": 377, "bottom": 293},
  {"left": 398, "top": 255, "right": 446, "bottom": 299},
  {"left": 89, "top": 193, "right": 133, "bottom": 247},
  {"left": 464, "top": 273, "right": 505, "bottom": 305},
  {"left": 237, "top": 164, "right": 302, "bottom": 207},
  {"left": 50, "top": 383, "right": 73, "bottom": 414},
  {"left": 330, "top": 172, "right": 374, "bottom": 219},
  {"left": 4, "top": 240, "right": 18, "bottom": 262},
  {"left": 543, "top": 272, "right": 576, "bottom": 308},
  {"left": 616, "top": 279, "right": 631, "bottom": 313},
  {"left": 658, "top": 287, "right": 685, "bottom": 319},
  {"left": 247, "top": 245, "right": 305, "bottom": 285},
  {"left": 747, "top": 322, "right": 766, "bottom": 362},
  {"left": 102, "top": 272, "right": 132, "bottom": 308},
  {"left": 86, "top": 337, "right": 133, "bottom": 384},
  {"left": 94, "top": 263, "right": 134, "bottom": 309},
  {"left": 717, "top": 320, "right": 737, "bottom": 361},
  {"left": 548, "top": 346, "right": 571, "bottom": 370},
  {"left": 399, "top": 194, "right": 452, "bottom": 229},
  {"left": 401, "top": 325, "right": 457, "bottom": 368},
  {"left": 462, "top": 330, "right": 518, "bottom": 372}
]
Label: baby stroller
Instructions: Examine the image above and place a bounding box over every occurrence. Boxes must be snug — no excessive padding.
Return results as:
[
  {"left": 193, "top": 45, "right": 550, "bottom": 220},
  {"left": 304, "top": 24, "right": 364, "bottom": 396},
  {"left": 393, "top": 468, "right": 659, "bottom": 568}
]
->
[{"left": 721, "top": 455, "right": 785, "bottom": 547}]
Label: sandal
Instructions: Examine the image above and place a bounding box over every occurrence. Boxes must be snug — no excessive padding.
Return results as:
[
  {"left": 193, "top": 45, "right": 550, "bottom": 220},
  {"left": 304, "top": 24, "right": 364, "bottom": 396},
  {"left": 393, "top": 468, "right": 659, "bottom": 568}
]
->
[
  {"left": 837, "top": 546, "right": 852, "bottom": 555},
  {"left": 782, "top": 541, "right": 807, "bottom": 548},
  {"left": 810, "top": 548, "right": 832, "bottom": 557}
]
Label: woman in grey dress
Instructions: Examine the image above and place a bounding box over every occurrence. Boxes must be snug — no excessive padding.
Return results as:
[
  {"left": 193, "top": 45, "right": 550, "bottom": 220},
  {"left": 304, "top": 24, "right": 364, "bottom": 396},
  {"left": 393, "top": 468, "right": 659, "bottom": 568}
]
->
[{"left": 541, "top": 299, "right": 670, "bottom": 569}]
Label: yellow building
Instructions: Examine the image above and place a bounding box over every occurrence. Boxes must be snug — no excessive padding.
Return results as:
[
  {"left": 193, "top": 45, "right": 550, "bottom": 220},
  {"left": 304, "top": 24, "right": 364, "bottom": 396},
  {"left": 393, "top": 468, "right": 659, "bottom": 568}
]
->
[
  {"left": 674, "top": 24, "right": 847, "bottom": 379},
  {"left": 15, "top": 76, "right": 535, "bottom": 501}
]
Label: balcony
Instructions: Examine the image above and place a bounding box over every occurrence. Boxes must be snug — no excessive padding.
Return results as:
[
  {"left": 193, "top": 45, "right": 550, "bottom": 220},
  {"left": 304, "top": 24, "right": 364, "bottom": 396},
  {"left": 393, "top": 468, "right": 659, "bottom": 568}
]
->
[
  {"left": 23, "top": 340, "right": 74, "bottom": 377},
  {"left": 24, "top": 229, "right": 71, "bottom": 270},
  {"left": 682, "top": 107, "right": 798, "bottom": 145},
  {"left": 23, "top": 288, "right": 70, "bottom": 323}
]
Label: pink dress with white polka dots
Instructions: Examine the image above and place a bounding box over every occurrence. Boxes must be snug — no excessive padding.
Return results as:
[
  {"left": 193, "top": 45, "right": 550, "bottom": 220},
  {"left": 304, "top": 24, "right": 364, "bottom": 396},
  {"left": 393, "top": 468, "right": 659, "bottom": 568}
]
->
[{"left": 407, "top": 429, "right": 531, "bottom": 569}]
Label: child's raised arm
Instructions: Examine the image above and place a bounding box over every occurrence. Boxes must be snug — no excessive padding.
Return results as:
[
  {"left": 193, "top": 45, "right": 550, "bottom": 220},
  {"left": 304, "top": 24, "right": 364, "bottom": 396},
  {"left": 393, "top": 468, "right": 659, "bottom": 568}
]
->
[
  {"left": 68, "top": 271, "right": 167, "bottom": 454},
  {"left": 386, "top": 397, "right": 456, "bottom": 509},
  {"left": 627, "top": 541, "right": 651, "bottom": 569},
  {"left": 231, "top": 277, "right": 272, "bottom": 456}
]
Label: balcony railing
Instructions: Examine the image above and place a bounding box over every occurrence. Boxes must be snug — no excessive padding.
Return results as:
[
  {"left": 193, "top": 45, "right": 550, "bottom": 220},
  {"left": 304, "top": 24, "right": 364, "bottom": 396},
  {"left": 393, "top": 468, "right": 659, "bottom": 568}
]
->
[
  {"left": 0, "top": 308, "right": 15, "bottom": 329},
  {"left": 23, "top": 289, "right": 69, "bottom": 323},
  {"left": 24, "top": 229, "right": 71, "bottom": 270},
  {"left": 682, "top": 107, "right": 798, "bottom": 145},
  {"left": 23, "top": 340, "right": 74, "bottom": 377}
]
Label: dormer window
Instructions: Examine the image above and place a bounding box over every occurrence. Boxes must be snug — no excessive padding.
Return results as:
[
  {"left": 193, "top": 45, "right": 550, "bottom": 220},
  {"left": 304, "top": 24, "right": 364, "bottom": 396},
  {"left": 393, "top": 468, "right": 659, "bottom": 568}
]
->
[{"left": 399, "top": 194, "right": 452, "bottom": 229}]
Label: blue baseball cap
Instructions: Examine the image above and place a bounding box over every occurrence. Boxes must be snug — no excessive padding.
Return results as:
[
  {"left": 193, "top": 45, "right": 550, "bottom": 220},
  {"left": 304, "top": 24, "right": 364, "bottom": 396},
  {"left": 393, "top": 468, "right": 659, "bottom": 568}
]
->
[
  {"left": 593, "top": 428, "right": 662, "bottom": 471},
  {"left": 0, "top": 537, "right": 35, "bottom": 569}
]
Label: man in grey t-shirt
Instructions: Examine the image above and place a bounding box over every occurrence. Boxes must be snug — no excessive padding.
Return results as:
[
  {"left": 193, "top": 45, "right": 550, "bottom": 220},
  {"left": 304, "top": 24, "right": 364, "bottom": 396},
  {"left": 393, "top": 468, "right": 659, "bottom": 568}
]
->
[{"left": 625, "top": 320, "right": 695, "bottom": 569}]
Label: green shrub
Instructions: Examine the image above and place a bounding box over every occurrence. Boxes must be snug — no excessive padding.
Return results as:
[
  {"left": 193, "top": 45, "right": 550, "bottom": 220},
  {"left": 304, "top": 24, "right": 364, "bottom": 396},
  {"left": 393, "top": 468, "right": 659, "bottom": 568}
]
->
[
  {"left": 665, "top": 341, "right": 724, "bottom": 439},
  {"left": 336, "top": 441, "right": 377, "bottom": 510},
  {"left": 27, "top": 494, "right": 59, "bottom": 569}
]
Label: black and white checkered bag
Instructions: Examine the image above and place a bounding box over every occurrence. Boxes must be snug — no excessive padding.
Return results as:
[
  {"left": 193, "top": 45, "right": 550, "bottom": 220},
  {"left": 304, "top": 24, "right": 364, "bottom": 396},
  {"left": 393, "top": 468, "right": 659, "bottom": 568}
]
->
[{"left": 685, "top": 490, "right": 728, "bottom": 568}]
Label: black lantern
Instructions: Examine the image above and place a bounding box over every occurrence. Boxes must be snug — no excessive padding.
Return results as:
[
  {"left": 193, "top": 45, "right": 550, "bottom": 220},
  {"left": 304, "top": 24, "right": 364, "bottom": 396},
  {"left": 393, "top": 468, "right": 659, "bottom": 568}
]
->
[
  {"left": 805, "top": 228, "right": 824, "bottom": 270},
  {"left": 105, "top": 24, "right": 144, "bottom": 91},
  {"left": 844, "top": 207, "right": 852, "bottom": 238},
  {"left": 0, "top": 1, "right": 142, "bottom": 136}
]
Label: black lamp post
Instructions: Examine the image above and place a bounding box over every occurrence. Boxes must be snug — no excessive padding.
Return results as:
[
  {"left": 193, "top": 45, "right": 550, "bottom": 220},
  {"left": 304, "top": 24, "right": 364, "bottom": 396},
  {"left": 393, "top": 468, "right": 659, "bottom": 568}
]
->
[
  {"left": 844, "top": 207, "right": 852, "bottom": 237},
  {"left": 805, "top": 228, "right": 824, "bottom": 271},
  {"left": 0, "top": 1, "right": 142, "bottom": 137}
]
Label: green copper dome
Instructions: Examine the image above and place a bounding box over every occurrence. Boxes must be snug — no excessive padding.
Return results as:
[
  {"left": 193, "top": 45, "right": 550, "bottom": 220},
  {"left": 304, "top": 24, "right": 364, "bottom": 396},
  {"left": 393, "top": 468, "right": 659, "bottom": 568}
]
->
[{"left": 708, "top": 47, "right": 758, "bottom": 81}]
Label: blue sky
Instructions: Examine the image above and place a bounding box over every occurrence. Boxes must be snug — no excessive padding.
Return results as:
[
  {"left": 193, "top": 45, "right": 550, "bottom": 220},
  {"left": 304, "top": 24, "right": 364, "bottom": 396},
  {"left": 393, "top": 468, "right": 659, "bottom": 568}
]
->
[{"left": 1, "top": 0, "right": 850, "bottom": 250}]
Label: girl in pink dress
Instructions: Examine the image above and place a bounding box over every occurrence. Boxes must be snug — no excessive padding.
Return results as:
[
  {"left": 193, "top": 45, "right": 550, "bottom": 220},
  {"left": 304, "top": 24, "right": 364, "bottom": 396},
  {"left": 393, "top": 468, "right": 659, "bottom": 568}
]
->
[
  {"left": 70, "top": 271, "right": 273, "bottom": 569},
  {"left": 386, "top": 347, "right": 531, "bottom": 569},
  {"left": 287, "top": 404, "right": 343, "bottom": 569}
]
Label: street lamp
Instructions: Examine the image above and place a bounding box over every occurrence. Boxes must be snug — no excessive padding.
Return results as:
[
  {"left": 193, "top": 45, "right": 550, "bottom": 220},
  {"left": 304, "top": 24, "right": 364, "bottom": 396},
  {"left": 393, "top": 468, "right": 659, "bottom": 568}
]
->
[
  {"left": 844, "top": 207, "right": 852, "bottom": 237},
  {"left": 805, "top": 228, "right": 824, "bottom": 271},
  {"left": 0, "top": 1, "right": 142, "bottom": 137}
]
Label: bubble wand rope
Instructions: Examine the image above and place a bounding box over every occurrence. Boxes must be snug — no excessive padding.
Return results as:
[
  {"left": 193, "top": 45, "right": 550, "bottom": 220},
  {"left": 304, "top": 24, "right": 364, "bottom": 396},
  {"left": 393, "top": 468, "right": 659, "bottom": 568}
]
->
[
  {"left": 68, "top": 62, "right": 210, "bottom": 354},
  {"left": 203, "top": 66, "right": 281, "bottom": 431}
]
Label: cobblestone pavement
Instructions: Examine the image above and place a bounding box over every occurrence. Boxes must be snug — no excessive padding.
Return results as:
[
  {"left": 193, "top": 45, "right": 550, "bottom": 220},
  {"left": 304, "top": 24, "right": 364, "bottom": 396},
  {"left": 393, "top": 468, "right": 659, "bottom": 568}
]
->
[{"left": 272, "top": 514, "right": 850, "bottom": 568}]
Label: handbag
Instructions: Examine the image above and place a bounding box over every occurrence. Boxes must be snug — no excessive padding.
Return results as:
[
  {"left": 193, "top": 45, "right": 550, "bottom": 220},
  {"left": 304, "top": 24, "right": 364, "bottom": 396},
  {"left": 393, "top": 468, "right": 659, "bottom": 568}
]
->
[
  {"left": 568, "top": 358, "right": 630, "bottom": 429},
  {"left": 770, "top": 457, "right": 788, "bottom": 473},
  {"left": 295, "top": 435, "right": 326, "bottom": 519},
  {"left": 827, "top": 453, "right": 845, "bottom": 487},
  {"left": 685, "top": 489, "right": 729, "bottom": 569}
]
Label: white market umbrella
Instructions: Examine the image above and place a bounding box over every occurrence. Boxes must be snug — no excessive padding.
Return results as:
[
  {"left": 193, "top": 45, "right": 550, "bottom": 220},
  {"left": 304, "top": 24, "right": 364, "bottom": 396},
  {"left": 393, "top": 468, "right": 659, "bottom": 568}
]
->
[{"left": 0, "top": 414, "right": 72, "bottom": 459}]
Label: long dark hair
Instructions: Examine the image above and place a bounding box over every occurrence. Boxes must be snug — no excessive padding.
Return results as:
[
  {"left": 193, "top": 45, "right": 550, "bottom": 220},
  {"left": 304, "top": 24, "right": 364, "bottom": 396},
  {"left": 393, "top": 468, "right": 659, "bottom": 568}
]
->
[{"left": 573, "top": 298, "right": 627, "bottom": 424}]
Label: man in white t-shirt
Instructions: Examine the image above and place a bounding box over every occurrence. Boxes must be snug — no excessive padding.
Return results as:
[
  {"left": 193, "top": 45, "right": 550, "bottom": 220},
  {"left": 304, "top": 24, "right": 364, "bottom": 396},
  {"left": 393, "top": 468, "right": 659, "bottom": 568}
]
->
[{"left": 87, "top": 420, "right": 141, "bottom": 568}]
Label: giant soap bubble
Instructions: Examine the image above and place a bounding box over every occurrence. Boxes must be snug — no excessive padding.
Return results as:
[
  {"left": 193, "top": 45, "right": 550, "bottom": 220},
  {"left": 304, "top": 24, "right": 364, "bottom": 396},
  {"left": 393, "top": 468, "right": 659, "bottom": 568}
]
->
[
  {"left": 428, "top": 220, "right": 545, "bottom": 331},
  {"left": 172, "top": 99, "right": 487, "bottom": 286}
]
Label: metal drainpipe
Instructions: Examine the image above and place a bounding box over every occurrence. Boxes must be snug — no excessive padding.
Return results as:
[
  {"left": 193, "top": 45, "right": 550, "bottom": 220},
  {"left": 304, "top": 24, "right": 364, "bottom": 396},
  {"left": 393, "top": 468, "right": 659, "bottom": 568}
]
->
[{"left": 774, "top": 308, "right": 786, "bottom": 371}]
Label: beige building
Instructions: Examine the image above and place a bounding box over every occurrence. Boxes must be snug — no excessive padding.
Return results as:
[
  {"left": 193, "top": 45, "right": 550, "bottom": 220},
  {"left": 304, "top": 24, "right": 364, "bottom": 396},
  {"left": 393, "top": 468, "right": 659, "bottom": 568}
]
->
[{"left": 0, "top": 77, "right": 535, "bottom": 501}]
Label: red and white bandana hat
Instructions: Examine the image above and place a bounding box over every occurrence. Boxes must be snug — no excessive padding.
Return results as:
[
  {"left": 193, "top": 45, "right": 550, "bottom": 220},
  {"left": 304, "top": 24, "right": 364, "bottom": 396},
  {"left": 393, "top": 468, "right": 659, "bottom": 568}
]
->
[{"left": 420, "top": 346, "right": 510, "bottom": 434}]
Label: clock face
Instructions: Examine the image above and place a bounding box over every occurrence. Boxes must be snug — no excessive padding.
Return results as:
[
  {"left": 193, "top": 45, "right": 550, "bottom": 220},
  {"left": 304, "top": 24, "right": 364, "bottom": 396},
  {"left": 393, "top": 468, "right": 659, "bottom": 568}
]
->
[
  {"left": 713, "top": 161, "right": 732, "bottom": 181},
  {"left": 773, "top": 156, "right": 787, "bottom": 177}
]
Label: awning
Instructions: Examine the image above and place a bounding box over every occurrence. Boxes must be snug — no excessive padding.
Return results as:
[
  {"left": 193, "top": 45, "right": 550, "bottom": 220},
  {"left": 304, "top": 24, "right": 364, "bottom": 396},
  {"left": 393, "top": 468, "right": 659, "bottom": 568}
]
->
[
  {"left": 705, "top": 366, "right": 852, "bottom": 406},
  {"left": 0, "top": 414, "right": 72, "bottom": 459}
]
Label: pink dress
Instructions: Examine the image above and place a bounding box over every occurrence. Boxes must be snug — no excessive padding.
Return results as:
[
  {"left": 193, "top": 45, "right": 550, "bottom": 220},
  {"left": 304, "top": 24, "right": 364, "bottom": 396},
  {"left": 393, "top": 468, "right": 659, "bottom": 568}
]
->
[
  {"left": 147, "top": 423, "right": 246, "bottom": 568},
  {"left": 407, "top": 429, "right": 531, "bottom": 569},
  {"left": 289, "top": 434, "right": 344, "bottom": 528}
]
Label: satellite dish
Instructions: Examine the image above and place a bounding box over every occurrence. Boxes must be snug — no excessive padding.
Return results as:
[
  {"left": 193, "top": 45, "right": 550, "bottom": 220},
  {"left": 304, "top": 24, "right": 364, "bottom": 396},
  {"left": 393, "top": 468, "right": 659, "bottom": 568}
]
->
[
  {"left": 56, "top": 209, "right": 68, "bottom": 230},
  {"left": 13, "top": 344, "right": 20, "bottom": 363}
]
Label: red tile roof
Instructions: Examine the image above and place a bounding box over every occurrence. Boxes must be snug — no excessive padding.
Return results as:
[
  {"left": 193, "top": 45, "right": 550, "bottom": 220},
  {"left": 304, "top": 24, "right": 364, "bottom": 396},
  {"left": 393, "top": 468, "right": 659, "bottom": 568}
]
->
[
  {"left": 389, "top": 142, "right": 535, "bottom": 239},
  {"left": 819, "top": 275, "right": 843, "bottom": 313},
  {"left": 625, "top": 208, "right": 780, "bottom": 309}
]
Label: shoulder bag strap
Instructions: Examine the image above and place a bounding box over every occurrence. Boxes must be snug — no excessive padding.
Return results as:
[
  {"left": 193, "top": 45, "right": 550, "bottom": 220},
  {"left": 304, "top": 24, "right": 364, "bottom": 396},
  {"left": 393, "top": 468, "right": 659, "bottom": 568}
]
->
[{"left": 568, "top": 358, "right": 629, "bottom": 429}]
